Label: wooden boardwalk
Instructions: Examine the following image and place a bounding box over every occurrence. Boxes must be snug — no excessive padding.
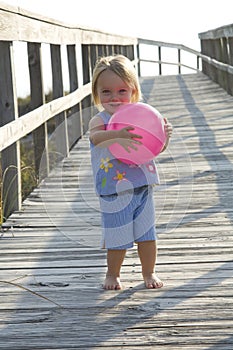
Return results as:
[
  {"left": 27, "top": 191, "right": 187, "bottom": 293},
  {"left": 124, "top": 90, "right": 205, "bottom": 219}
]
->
[{"left": 1, "top": 73, "right": 233, "bottom": 349}]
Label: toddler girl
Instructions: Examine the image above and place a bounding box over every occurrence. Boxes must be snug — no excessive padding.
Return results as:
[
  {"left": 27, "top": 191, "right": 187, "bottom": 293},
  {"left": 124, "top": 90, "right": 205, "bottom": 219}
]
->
[{"left": 89, "top": 55, "right": 172, "bottom": 290}]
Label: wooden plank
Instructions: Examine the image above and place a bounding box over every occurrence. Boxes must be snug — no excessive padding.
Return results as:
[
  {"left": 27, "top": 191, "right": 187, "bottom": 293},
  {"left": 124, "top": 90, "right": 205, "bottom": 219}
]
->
[
  {"left": 0, "top": 83, "right": 91, "bottom": 151},
  {"left": 0, "top": 41, "right": 21, "bottom": 216},
  {"left": 1, "top": 73, "right": 233, "bottom": 349},
  {"left": 27, "top": 42, "right": 49, "bottom": 177},
  {"left": 199, "top": 23, "right": 233, "bottom": 40},
  {"left": 67, "top": 44, "right": 82, "bottom": 147},
  {"left": 0, "top": 5, "right": 136, "bottom": 45},
  {"left": 50, "top": 44, "right": 69, "bottom": 159}
]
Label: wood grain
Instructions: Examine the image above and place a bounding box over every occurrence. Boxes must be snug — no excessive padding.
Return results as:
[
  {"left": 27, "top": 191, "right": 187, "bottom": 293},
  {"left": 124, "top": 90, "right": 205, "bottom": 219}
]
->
[{"left": 1, "top": 73, "right": 233, "bottom": 349}]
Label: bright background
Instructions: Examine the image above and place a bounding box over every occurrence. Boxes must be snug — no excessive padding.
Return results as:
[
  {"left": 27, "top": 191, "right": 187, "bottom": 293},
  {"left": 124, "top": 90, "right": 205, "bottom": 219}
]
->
[
  {"left": 4, "top": 0, "right": 233, "bottom": 49},
  {"left": 2, "top": 0, "right": 233, "bottom": 96}
]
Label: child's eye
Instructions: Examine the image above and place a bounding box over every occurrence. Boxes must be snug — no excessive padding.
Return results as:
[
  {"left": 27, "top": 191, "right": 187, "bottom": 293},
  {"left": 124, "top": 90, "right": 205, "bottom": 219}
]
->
[
  {"left": 102, "top": 89, "right": 110, "bottom": 94},
  {"left": 119, "top": 89, "right": 127, "bottom": 94}
]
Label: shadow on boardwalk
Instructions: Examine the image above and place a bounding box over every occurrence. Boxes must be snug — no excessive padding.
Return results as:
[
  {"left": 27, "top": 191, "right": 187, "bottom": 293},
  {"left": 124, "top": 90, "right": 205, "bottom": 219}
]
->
[{"left": 1, "top": 73, "right": 233, "bottom": 349}]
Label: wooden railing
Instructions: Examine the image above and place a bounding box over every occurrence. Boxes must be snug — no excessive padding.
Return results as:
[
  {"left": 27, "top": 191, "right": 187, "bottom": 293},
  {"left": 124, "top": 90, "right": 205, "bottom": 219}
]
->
[
  {"left": 0, "top": 3, "right": 232, "bottom": 221},
  {"left": 0, "top": 3, "right": 136, "bottom": 220},
  {"left": 199, "top": 23, "right": 233, "bottom": 95},
  {"left": 137, "top": 38, "right": 202, "bottom": 75}
]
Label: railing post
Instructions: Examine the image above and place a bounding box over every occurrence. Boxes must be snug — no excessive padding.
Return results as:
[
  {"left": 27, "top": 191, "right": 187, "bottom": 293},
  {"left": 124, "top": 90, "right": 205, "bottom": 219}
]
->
[
  {"left": 115, "top": 45, "right": 121, "bottom": 54},
  {"left": 67, "top": 44, "right": 82, "bottom": 147},
  {"left": 0, "top": 41, "right": 21, "bottom": 218},
  {"left": 197, "top": 55, "right": 200, "bottom": 71},
  {"left": 81, "top": 44, "right": 92, "bottom": 133},
  {"left": 90, "top": 45, "right": 98, "bottom": 74},
  {"left": 158, "top": 46, "right": 162, "bottom": 75},
  {"left": 126, "top": 45, "right": 134, "bottom": 61},
  {"left": 201, "top": 39, "right": 216, "bottom": 81},
  {"left": 136, "top": 43, "right": 141, "bottom": 77},
  {"left": 50, "top": 44, "right": 69, "bottom": 160},
  {"left": 199, "top": 24, "right": 233, "bottom": 97},
  {"left": 108, "top": 45, "right": 114, "bottom": 56},
  {"left": 221, "top": 37, "right": 231, "bottom": 94},
  {"left": 178, "top": 48, "right": 181, "bottom": 74},
  {"left": 97, "top": 45, "right": 104, "bottom": 58},
  {"left": 228, "top": 37, "right": 233, "bottom": 95},
  {"left": 27, "top": 42, "right": 49, "bottom": 179}
]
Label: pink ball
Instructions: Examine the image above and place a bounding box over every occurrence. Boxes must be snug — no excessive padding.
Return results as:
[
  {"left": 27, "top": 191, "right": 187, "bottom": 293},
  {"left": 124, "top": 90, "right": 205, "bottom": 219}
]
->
[{"left": 107, "top": 103, "right": 166, "bottom": 165}]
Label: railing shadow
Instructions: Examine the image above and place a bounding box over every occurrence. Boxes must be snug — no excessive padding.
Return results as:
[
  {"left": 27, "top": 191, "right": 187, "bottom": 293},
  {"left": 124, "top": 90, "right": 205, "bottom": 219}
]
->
[
  {"left": 1, "top": 75, "right": 233, "bottom": 348},
  {"left": 176, "top": 75, "right": 233, "bottom": 226}
]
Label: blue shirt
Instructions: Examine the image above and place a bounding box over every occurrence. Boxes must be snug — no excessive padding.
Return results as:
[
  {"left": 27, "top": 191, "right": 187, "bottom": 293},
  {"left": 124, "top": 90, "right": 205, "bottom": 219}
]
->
[{"left": 90, "top": 111, "right": 160, "bottom": 196}]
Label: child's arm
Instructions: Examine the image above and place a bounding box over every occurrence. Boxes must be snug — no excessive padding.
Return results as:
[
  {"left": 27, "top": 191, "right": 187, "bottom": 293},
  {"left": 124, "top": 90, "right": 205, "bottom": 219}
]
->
[
  {"left": 89, "top": 115, "right": 142, "bottom": 152},
  {"left": 160, "top": 117, "right": 173, "bottom": 152}
]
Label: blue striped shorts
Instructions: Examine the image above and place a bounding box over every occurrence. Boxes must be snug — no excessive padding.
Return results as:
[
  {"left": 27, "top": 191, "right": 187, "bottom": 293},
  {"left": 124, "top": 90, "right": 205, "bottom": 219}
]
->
[{"left": 99, "top": 185, "right": 156, "bottom": 250}]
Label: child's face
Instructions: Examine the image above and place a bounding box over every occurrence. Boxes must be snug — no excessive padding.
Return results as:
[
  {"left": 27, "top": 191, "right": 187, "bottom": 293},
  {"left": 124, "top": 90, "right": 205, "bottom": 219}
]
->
[{"left": 97, "top": 69, "right": 134, "bottom": 115}]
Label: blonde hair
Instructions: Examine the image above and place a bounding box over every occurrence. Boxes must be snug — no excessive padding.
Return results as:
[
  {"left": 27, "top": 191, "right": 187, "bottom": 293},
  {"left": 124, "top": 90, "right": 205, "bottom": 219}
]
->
[{"left": 92, "top": 55, "right": 141, "bottom": 107}]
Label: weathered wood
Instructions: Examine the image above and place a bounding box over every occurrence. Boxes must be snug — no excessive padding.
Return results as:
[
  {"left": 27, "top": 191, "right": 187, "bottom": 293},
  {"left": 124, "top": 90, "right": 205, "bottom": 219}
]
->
[
  {"left": 0, "top": 3, "right": 137, "bottom": 218},
  {"left": 81, "top": 44, "right": 92, "bottom": 133},
  {"left": 27, "top": 42, "right": 49, "bottom": 178},
  {"left": 2, "top": 2, "right": 232, "bottom": 222},
  {"left": 199, "top": 23, "right": 233, "bottom": 95},
  {"left": 199, "top": 23, "right": 233, "bottom": 40},
  {"left": 1, "top": 73, "right": 233, "bottom": 349},
  {"left": 67, "top": 45, "right": 82, "bottom": 148},
  {"left": 50, "top": 44, "right": 69, "bottom": 161},
  {"left": 0, "top": 83, "right": 92, "bottom": 152},
  {"left": 138, "top": 37, "right": 233, "bottom": 80},
  {"left": 0, "top": 4, "right": 136, "bottom": 45},
  {"left": 0, "top": 41, "right": 21, "bottom": 216}
]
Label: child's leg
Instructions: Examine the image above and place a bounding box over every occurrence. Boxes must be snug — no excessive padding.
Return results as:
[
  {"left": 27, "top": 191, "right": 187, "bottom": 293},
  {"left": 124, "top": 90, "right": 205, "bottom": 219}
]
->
[
  {"left": 104, "top": 249, "right": 126, "bottom": 290},
  {"left": 137, "top": 240, "right": 163, "bottom": 289}
]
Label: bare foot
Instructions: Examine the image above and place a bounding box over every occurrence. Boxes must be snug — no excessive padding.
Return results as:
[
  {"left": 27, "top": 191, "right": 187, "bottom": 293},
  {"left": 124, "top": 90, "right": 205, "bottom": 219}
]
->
[
  {"left": 103, "top": 275, "right": 122, "bottom": 290},
  {"left": 143, "top": 273, "right": 163, "bottom": 289}
]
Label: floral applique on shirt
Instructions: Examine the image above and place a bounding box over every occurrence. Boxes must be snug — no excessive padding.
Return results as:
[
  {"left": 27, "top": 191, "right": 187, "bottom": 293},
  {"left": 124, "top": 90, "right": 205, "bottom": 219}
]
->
[
  {"left": 113, "top": 170, "right": 127, "bottom": 181},
  {"left": 99, "top": 157, "right": 114, "bottom": 189},
  {"left": 145, "top": 162, "right": 157, "bottom": 173},
  {"left": 99, "top": 157, "right": 113, "bottom": 173}
]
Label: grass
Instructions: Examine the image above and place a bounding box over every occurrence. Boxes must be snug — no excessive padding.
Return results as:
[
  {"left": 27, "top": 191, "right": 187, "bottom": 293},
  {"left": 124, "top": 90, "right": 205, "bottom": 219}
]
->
[{"left": 0, "top": 140, "right": 38, "bottom": 226}]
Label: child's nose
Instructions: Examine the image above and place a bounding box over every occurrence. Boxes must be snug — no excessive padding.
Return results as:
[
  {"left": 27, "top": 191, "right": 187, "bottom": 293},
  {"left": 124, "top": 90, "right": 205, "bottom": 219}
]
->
[{"left": 111, "top": 92, "right": 119, "bottom": 101}]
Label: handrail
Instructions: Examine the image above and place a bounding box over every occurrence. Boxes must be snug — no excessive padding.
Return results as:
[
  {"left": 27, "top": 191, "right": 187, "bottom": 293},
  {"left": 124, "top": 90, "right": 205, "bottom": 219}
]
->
[
  {"left": 0, "top": 3, "right": 136, "bottom": 218},
  {"left": 0, "top": 3, "right": 233, "bottom": 220},
  {"left": 198, "top": 23, "right": 233, "bottom": 95},
  {"left": 137, "top": 38, "right": 233, "bottom": 76},
  {"left": 0, "top": 2, "right": 136, "bottom": 45},
  {"left": 199, "top": 23, "right": 233, "bottom": 39},
  {"left": 0, "top": 83, "right": 92, "bottom": 151}
]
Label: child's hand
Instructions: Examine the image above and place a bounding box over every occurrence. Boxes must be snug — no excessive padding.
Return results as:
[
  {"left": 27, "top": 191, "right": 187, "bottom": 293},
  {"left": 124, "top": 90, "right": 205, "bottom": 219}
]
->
[
  {"left": 115, "top": 126, "right": 142, "bottom": 152},
  {"left": 160, "top": 117, "right": 173, "bottom": 153},
  {"left": 164, "top": 117, "right": 173, "bottom": 139}
]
